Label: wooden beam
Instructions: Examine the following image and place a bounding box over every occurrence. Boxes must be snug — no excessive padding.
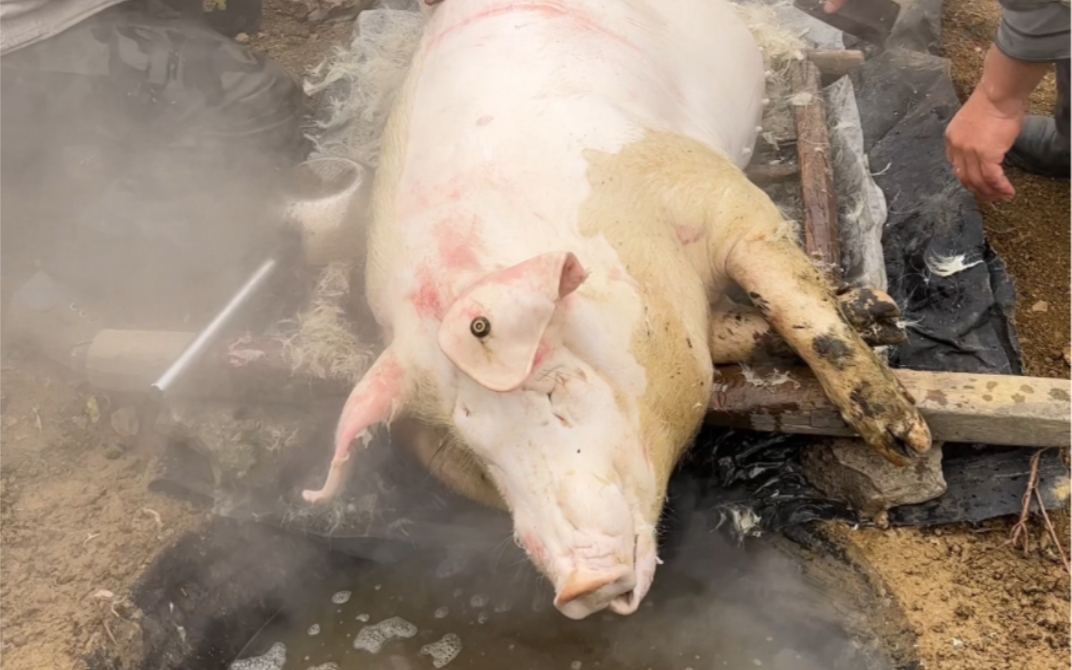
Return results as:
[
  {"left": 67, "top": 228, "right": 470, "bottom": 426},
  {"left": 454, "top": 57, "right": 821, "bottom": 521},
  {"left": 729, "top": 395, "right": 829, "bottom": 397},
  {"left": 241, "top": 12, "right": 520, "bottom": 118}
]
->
[
  {"left": 790, "top": 59, "right": 841, "bottom": 286},
  {"left": 86, "top": 330, "right": 197, "bottom": 394},
  {"left": 707, "top": 365, "right": 1071, "bottom": 448},
  {"left": 84, "top": 330, "right": 351, "bottom": 402},
  {"left": 807, "top": 49, "right": 866, "bottom": 81}
]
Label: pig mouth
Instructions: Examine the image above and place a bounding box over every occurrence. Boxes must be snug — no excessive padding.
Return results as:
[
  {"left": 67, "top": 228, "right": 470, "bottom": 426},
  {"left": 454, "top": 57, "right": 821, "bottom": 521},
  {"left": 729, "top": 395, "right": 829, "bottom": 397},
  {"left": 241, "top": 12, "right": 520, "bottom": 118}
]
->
[{"left": 548, "top": 530, "right": 660, "bottom": 620}]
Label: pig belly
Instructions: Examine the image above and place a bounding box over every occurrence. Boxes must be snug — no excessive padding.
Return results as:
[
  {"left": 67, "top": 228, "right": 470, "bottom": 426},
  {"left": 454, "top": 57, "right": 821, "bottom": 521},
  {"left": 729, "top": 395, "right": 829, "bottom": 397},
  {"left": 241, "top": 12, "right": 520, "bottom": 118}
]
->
[{"left": 369, "top": 0, "right": 765, "bottom": 314}]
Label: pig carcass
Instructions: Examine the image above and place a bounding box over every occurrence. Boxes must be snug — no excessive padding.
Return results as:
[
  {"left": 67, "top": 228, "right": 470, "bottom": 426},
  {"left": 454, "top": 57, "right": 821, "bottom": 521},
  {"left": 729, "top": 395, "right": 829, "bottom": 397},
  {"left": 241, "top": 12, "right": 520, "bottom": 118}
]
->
[{"left": 303, "top": 0, "right": 932, "bottom": 620}]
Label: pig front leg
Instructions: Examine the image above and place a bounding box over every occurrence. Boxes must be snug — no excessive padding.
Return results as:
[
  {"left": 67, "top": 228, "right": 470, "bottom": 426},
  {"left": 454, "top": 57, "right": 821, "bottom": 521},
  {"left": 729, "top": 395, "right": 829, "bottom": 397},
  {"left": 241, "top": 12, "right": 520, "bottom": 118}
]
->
[
  {"left": 709, "top": 289, "right": 906, "bottom": 365},
  {"left": 302, "top": 348, "right": 409, "bottom": 504},
  {"left": 722, "top": 233, "right": 931, "bottom": 465}
]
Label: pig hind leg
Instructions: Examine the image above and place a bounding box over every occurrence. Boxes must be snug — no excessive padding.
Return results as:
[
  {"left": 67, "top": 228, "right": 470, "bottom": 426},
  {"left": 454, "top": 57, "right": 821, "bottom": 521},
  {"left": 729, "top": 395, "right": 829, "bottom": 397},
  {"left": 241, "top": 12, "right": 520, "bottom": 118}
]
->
[{"left": 709, "top": 289, "right": 906, "bottom": 365}]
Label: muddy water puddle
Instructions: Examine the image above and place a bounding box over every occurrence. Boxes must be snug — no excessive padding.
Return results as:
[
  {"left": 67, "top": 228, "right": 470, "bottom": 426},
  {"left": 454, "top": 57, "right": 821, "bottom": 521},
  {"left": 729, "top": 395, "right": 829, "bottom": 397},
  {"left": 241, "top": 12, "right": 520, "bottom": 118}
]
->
[{"left": 232, "top": 525, "right": 872, "bottom": 670}]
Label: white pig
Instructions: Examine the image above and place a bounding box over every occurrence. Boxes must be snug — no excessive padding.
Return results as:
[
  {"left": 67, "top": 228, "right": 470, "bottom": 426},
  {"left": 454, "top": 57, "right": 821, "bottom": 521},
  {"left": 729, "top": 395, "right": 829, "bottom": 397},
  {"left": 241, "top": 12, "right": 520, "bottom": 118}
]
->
[{"left": 303, "top": 0, "right": 931, "bottom": 620}]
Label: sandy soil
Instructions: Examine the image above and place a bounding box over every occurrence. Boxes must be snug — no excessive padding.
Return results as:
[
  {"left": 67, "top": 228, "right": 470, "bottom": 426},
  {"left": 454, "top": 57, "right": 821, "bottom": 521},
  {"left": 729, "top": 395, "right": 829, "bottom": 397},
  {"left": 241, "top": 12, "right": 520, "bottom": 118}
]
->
[
  {"left": 0, "top": 1, "right": 1067, "bottom": 669},
  {"left": 838, "top": 2, "right": 1071, "bottom": 670},
  {"left": 0, "top": 355, "right": 205, "bottom": 670}
]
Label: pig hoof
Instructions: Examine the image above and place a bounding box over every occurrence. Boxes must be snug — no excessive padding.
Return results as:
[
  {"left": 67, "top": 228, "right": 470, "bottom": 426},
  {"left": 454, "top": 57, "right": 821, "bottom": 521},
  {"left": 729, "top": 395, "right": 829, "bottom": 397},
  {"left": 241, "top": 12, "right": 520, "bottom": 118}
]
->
[
  {"left": 837, "top": 288, "right": 906, "bottom": 347},
  {"left": 302, "top": 489, "right": 330, "bottom": 504},
  {"left": 840, "top": 376, "right": 932, "bottom": 466}
]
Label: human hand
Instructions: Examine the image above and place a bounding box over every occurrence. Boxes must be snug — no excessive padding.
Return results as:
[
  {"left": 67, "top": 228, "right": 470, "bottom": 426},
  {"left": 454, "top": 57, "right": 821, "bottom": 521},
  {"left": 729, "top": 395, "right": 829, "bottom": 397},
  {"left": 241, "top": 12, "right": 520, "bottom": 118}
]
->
[
  {"left": 822, "top": 0, "right": 850, "bottom": 13},
  {"left": 944, "top": 85, "right": 1024, "bottom": 203}
]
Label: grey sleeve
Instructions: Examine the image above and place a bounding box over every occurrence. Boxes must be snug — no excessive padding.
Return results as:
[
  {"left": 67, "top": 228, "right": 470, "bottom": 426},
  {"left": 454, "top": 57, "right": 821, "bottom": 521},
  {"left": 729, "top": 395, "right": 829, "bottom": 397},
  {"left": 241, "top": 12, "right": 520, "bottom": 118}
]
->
[{"left": 994, "top": 0, "right": 1071, "bottom": 62}]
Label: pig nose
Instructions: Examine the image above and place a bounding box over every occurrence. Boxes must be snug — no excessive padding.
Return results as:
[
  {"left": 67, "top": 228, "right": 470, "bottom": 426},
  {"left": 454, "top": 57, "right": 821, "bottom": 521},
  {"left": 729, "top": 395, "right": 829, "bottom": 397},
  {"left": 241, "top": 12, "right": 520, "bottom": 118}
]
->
[{"left": 553, "top": 566, "right": 636, "bottom": 620}]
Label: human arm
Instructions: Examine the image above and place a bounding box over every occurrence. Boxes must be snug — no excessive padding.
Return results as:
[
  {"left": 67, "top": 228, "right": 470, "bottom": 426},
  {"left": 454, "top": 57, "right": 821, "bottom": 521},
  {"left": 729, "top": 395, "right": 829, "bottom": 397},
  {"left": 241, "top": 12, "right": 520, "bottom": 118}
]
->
[{"left": 944, "top": 45, "right": 1051, "bottom": 202}]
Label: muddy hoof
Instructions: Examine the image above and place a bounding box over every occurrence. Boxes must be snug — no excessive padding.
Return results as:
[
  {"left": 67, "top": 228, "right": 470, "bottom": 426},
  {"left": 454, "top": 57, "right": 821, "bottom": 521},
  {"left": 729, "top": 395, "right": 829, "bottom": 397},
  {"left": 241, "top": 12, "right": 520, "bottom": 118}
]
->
[
  {"left": 837, "top": 288, "right": 906, "bottom": 348},
  {"left": 841, "top": 377, "right": 932, "bottom": 467}
]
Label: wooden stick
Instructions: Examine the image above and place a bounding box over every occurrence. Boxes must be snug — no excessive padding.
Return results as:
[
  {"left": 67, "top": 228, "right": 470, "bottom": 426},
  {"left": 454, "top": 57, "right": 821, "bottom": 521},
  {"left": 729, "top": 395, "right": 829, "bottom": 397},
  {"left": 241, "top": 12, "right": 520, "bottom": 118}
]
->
[
  {"left": 707, "top": 365, "right": 1072, "bottom": 448},
  {"left": 807, "top": 49, "right": 865, "bottom": 81},
  {"left": 790, "top": 59, "right": 841, "bottom": 285},
  {"left": 84, "top": 330, "right": 351, "bottom": 401}
]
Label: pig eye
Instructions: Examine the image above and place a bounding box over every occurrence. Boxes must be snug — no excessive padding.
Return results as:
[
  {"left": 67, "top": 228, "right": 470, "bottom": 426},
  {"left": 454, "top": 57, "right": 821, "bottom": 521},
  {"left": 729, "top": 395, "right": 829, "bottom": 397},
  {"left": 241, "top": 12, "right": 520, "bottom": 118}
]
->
[{"left": 470, "top": 316, "right": 491, "bottom": 338}]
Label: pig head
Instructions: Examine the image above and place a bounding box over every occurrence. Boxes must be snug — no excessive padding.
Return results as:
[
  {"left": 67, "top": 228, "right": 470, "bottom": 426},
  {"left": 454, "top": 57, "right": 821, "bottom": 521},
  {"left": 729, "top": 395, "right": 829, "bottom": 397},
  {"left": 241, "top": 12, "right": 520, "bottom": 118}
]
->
[{"left": 303, "top": 244, "right": 712, "bottom": 620}]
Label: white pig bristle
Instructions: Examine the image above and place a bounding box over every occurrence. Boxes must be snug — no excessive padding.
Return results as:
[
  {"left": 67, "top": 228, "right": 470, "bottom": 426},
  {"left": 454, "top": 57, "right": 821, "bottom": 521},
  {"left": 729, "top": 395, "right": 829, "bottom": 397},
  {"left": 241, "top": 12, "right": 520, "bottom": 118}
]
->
[
  {"left": 732, "top": 2, "right": 807, "bottom": 75},
  {"left": 275, "top": 262, "right": 374, "bottom": 385},
  {"left": 712, "top": 504, "right": 764, "bottom": 540},
  {"left": 305, "top": 6, "right": 426, "bottom": 167},
  {"left": 925, "top": 253, "right": 984, "bottom": 278},
  {"left": 739, "top": 363, "right": 800, "bottom": 389}
]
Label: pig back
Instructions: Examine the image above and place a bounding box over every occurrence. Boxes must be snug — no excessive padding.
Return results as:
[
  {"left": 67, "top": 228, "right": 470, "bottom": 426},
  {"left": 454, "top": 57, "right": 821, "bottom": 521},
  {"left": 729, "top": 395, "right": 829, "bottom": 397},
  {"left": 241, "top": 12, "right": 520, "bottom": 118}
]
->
[{"left": 365, "top": 0, "right": 765, "bottom": 319}]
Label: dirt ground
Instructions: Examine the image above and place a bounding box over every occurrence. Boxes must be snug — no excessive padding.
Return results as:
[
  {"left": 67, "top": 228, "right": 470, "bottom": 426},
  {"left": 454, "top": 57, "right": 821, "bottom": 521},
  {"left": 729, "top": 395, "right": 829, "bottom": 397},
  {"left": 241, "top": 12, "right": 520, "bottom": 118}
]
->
[
  {"left": 0, "top": 1, "right": 1068, "bottom": 669},
  {"left": 838, "top": 2, "right": 1072, "bottom": 670}
]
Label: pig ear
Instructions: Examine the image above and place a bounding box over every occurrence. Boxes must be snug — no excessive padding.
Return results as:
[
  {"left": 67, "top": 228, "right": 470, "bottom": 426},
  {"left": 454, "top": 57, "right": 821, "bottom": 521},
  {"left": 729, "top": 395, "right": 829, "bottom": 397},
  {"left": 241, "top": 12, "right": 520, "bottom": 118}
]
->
[{"left": 438, "top": 252, "right": 586, "bottom": 392}]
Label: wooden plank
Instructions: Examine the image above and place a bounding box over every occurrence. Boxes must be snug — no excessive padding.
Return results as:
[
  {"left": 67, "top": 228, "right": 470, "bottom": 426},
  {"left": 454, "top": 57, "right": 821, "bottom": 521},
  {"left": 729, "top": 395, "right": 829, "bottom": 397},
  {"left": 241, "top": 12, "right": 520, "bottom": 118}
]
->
[
  {"left": 790, "top": 59, "right": 841, "bottom": 285},
  {"left": 707, "top": 365, "right": 1071, "bottom": 448},
  {"left": 84, "top": 330, "right": 351, "bottom": 402},
  {"left": 807, "top": 49, "right": 865, "bottom": 82},
  {"left": 86, "top": 330, "right": 197, "bottom": 394}
]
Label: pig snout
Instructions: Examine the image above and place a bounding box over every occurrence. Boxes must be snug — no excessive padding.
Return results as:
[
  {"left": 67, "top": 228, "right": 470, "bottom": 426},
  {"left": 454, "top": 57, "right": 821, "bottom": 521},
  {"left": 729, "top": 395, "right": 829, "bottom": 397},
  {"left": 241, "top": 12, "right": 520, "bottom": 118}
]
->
[
  {"left": 554, "top": 564, "right": 636, "bottom": 619},
  {"left": 514, "top": 492, "right": 660, "bottom": 620}
]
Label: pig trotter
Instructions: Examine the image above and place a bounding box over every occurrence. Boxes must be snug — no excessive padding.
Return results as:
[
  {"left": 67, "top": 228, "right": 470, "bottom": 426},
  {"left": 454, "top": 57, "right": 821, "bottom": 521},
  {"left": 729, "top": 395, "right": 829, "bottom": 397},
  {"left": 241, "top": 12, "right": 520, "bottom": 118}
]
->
[
  {"left": 725, "top": 239, "right": 931, "bottom": 465},
  {"left": 836, "top": 288, "right": 906, "bottom": 347}
]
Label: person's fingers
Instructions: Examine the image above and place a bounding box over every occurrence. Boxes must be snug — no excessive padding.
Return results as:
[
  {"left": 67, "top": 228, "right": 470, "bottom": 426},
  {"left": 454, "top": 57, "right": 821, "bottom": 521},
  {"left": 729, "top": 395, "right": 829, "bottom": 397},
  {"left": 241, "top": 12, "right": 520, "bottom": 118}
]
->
[
  {"left": 979, "top": 158, "right": 1015, "bottom": 202},
  {"left": 961, "top": 153, "right": 994, "bottom": 202},
  {"left": 823, "top": 0, "right": 849, "bottom": 13}
]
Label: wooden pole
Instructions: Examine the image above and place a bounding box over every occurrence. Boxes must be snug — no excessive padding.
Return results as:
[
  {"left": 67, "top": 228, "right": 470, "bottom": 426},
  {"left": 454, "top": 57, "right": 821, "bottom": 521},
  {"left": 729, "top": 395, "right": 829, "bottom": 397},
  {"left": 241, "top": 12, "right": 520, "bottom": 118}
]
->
[
  {"left": 790, "top": 59, "right": 841, "bottom": 286},
  {"left": 807, "top": 49, "right": 865, "bottom": 82},
  {"left": 707, "top": 365, "right": 1071, "bottom": 448}
]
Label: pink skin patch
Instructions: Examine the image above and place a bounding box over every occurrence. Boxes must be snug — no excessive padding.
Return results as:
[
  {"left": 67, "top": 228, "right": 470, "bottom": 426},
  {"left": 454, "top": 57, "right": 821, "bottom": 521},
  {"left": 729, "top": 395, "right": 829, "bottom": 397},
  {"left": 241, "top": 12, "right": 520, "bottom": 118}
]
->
[
  {"left": 521, "top": 532, "right": 548, "bottom": 568},
  {"left": 410, "top": 267, "right": 446, "bottom": 320},
  {"left": 531, "top": 341, "right": 553, "bottom": 371},
  {"left": 303, "top": 353, "right": 406, "bottom": 504},
  {"left": 476, "top": 115, "right": 494, "bottom": 126},
  {"left": 675, "top": 225, "right": 705, "bottom": 246},
  {"left": 436, "top": 216, "right": 484, "bottom": 273},
  {"left": 426, "top": 1, "right": 639, "bottom": 53}
]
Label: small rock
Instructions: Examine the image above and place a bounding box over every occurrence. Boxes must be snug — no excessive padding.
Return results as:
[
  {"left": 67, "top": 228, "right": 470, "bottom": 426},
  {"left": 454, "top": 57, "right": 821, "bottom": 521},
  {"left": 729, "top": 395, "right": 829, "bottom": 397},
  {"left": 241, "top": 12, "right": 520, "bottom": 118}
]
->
[
  {"left": 801, "top": 439, "right": 947, "bottom": 516},
  {"left": 1063, "top": 344, "right": 1070, "bottom": 366},
  {"left": 110, "top": 407, "right": 140, "bottom": 439},
  {"left": 257, "top": 31, "right": 267, "bottom": 38},
  {"left": 1031, "top": 300, "right": 1049, "bottom": 313},
  {"left": 86, "top": 395, "right": 101, "bottom": 424},
  {"left": 104, "top": 443, "right": 125, "bottom": 460},
  {"left": 954, "top": 603, "right": 974, "bottom": 620},
  {"left": 235, "top": 32, "right": 250, "bottom": 44}
]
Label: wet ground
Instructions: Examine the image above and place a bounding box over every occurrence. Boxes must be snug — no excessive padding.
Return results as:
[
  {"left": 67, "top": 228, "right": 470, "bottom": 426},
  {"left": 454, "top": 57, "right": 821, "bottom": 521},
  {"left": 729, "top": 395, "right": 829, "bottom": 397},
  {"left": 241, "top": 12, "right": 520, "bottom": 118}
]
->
[{"left": 234, "top": 524, "right": 887, "bottom": 670}]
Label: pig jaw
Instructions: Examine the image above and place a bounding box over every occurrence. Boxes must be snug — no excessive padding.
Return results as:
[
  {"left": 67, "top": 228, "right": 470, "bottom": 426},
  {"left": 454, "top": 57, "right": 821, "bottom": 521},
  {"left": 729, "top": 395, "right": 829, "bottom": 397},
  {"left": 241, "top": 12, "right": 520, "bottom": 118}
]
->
[{"left": 508, "top": 473, "right": 661, "bottom": 621}]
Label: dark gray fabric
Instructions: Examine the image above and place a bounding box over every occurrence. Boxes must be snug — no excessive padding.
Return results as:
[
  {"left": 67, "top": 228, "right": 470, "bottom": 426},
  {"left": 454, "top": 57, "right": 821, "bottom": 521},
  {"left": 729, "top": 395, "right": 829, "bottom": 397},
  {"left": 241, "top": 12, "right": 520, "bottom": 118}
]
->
[
  {"left": 995, "top": 0, "right": 1070, "bottom": 62},
  {"left": 1057, "top": 58, "right": 1070, "bottom": 141},
  {"left": 0, "top": 3, "right": 306, "bottom": 316}
]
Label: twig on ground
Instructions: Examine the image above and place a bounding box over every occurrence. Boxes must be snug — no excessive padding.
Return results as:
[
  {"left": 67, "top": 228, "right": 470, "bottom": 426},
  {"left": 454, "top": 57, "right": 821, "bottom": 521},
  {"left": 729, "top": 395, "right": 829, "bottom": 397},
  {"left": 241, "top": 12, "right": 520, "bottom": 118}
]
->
[
  {"left": 1034, "top": 484, "right": 1071, "bottom": 575},
  {"left": 102, "top": 619, "right": 118, "bottom": 647},
  {"left": 1008, "top": 448, "right": 1044, "bottom": 555}
]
